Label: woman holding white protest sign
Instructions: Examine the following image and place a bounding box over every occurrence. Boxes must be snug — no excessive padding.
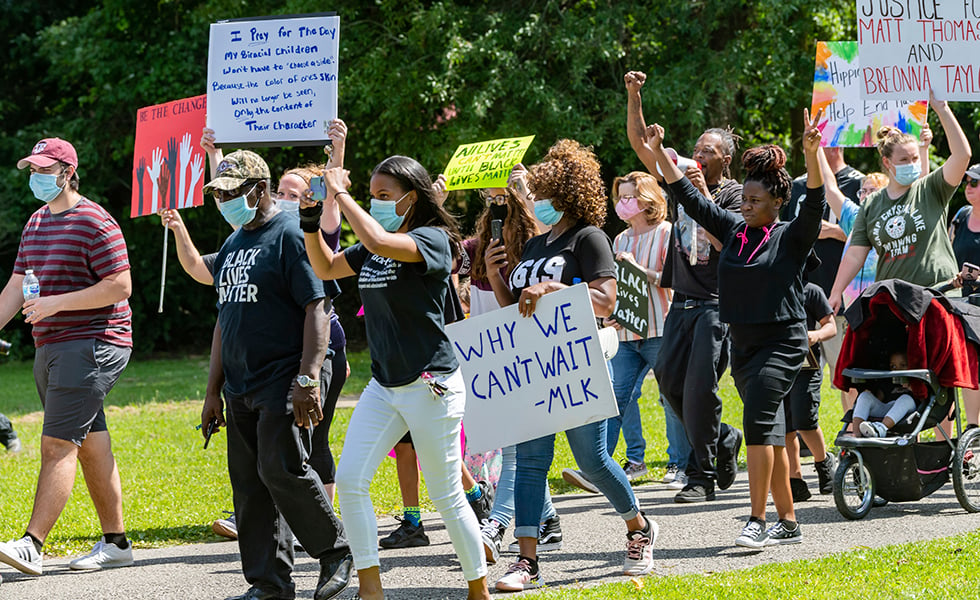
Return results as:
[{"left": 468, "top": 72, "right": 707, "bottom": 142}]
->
[
  {"left": 601, "top": 171, "right": 688, "bottom": 485},
  {"left": 484, "top": 139, "right": 657, "bottom": 591},
  {"left": 645, "top": 109, "right": 826, "bottom": 549},
  {"left": 301, "top": 155, "right": 490, "bottom": 600}
]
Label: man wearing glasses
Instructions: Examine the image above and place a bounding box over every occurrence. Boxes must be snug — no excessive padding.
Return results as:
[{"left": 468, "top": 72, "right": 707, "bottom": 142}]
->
[{"left": 201, "top": 150, "right": 352, "bottom": 600}]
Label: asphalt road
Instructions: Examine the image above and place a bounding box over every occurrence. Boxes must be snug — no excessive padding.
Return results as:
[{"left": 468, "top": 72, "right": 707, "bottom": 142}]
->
[{"left": 3, "top": 468, "right": 979, "bottom": 599}]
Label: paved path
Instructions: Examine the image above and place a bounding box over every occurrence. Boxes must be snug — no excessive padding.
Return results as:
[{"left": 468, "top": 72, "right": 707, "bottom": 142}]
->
[{"left": 3, "top": 469, "right": 979, "bottom": 599}]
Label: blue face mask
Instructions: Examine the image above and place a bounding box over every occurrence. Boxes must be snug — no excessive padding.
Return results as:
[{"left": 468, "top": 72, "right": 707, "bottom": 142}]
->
[
  {"left": 369, "top": 191, "right": 411, "bottom": 232},
  {"left": 533, "top": 199, "right": 564, "bottom": 226},
  {"left": 218, "top": 185, "right": 259, "bottom": 227},
  {"left": 893, "top": 162, "right": 921, "bottom": 186},
  {"left": 30, "top": 172, "right": 65, "bottom": 203}
]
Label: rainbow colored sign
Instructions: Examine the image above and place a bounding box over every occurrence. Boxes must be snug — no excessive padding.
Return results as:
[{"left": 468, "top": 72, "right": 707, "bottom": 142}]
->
[{"left": 810, "top": 41, "right": 927, "bottom": 148}]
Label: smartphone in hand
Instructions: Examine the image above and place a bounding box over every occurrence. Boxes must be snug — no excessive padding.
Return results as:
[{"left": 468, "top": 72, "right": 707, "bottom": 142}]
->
[
  {"left": 310, "top": 176, "right": 327, "bottom": 202},
  {"left": 491, "top": 219, "right": 503, "bottom": 243},
  {"left": 203, "top": 417, "right": 219, "bottom": 449}
]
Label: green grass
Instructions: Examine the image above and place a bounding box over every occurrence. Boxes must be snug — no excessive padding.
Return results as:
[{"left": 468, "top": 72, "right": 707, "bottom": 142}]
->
[{"left": 0, "top": 351, "right": 974, "bottom": 600}]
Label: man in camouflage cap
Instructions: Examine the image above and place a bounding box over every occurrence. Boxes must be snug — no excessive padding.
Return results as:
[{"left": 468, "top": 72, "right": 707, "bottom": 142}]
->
[{"left": 202, "top": 149, "right": 353, "bottom": 600}]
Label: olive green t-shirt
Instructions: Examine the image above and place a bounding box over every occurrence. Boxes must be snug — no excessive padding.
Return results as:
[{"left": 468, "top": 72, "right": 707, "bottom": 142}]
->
[{"left": 850, "top": 168, "right": 957, "bottom": 288}]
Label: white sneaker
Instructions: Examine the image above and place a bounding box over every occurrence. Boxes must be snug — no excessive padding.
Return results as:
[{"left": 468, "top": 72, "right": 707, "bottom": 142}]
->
[
  {"left": 561, "top": 468, "right": 600, "bottom": 493},
  {"left": 0, "top": 536, "right": 42, "bottom": 575},
  {"left": 68, "top": 537, "right": 133, "bottom": 570},
  {"left": 661, "top": 464, "right": 679, "bottom": 484},
  {"left": 667, "top": 471, "right": 689, "bottom": 490},
  {"left": 494, "top": 557, "right": 543, "bottom": 592},
  {"left": 859, "top": 421, "right": 889, "bottom": 438},
  {"left": 623, "top": 518, "right": 658, "bottom": 576}
]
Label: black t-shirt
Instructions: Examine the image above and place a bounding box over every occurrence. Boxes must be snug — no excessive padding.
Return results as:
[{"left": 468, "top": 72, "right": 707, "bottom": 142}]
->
[
  {"left": 782, "top": 166, "right": 864, "bottom": 296},
  {"left": 214, "top": 212, "right": 326, "bottom": 397},
  {"left": 667, "top": 177, "right": 825, "bottom": 324},
  {"left": 951, "top": 206, "right": 980, "bottom": 296},
  {"left": 802, "top": 282, "right": 834, "bottom": 360},
  {"left": 661, "top": 178, "right": 743, "bottom": 300},
  {"left": 344, "top": 226, "right": 458, "bottom": 387},
  {"left": 508, "top": 224, "right": 616, "bottom": 296}
]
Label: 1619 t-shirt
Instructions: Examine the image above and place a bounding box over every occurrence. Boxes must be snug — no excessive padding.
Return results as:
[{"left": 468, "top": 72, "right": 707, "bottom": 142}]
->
[
  {"left": 214, "top": 212, "right": 325, "bottom": 397},
  {"left": 850, "top": 168, "right": 958, "bottom": 288},
  {"left": 509, "top": 224, "right": 616, "bottom": 296},
  {"left": 344, "top": 226, "right": 458, "bottom": 387}
]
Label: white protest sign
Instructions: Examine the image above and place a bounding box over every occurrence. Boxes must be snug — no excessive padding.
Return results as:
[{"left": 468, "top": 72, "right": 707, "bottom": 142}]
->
[
  {"left": 207, "top": 14, "right": 339, "bottom": 146},
  {"left": 447, "top": 284, "right": 617, "bottom": 454},
  {"left": 857, "top": 0, "right": 980, "bottom": 101}
]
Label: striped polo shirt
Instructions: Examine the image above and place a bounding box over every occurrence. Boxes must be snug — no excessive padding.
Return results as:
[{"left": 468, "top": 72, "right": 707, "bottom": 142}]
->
[
  {"left": 14, "top": 198, "right": 132, "bottom": 348},
  {"left": 613, "top": 220, "right": 673, "bottom": 341}
]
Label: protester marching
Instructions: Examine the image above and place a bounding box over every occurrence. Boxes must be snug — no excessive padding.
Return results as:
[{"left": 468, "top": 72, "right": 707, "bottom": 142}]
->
[{"left": 2, "top": 5, "right": 980, "bottom": 600}]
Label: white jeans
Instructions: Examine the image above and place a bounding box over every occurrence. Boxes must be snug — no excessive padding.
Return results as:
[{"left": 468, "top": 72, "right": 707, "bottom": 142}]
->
[
  {"left": 853, "top": 390, "right": 917, "bottom": 425},
  {"left": 335, "top": 369, "right": 487, "bottom": 581}
]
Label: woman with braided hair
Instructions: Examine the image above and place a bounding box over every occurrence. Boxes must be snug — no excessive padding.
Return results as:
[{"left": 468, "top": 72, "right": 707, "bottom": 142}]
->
[{"left": 646, "top": 110, "right": 827, "bottom": 549}]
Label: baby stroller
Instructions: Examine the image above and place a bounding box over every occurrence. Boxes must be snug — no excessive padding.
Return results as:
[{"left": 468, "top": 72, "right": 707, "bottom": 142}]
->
[{"left": 831, "top": 280, "right": 980, "bottom": 519}]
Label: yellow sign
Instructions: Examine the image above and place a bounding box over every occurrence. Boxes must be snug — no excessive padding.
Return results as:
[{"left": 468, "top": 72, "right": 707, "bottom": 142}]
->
[{"left": 443, "top": 136, "right": 535, "bottom": 191}]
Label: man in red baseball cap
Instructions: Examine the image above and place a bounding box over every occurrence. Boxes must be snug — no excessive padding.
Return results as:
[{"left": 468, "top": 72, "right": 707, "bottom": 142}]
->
[{"left": 0, "top": 138, "right": 135, "bottom": 576}]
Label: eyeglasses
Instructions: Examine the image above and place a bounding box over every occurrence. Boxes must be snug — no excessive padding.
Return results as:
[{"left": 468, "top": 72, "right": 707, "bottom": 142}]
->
[
  {"left": 481, "top": 193, "right": 508, "bottom": 206},
  {"left": 966, "top": 178, "right": 979, "bottom": 188},
  {"left": 618, "top": 195, "right": 639, "bottom": 202}
]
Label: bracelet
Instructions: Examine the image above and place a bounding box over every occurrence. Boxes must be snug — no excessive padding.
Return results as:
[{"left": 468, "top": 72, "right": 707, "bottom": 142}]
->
[{"left": 333, "top": 190, "right": 352, "bottom": 201}]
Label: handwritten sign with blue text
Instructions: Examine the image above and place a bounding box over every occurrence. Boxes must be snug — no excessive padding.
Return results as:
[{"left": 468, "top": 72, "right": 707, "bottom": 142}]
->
[
  {"left": 614, "top": 259, "right": 649, "bottom": 338},
  {"left": 444, "top": 136, "right": 535, "bottom": 191},
  {"left": 447, "top": 284, "right": 616, "bottom": 453},
  {"left": 207, "top": 14, "right": 339, "bottom": 146}
]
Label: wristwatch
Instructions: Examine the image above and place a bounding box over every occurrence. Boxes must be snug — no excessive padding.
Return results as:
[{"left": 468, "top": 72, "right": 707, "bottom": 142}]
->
[{"left": 296, "top": 374, "right": 319, "bottom": 388}]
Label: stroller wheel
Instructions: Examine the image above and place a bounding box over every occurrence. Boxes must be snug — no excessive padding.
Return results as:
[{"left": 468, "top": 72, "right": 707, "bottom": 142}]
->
[
  {"left": 953, "top": 427, "right": 980, "bottom": 513},
  {"left": 834, "top": 453, "right": 875, "bottom": 520}
]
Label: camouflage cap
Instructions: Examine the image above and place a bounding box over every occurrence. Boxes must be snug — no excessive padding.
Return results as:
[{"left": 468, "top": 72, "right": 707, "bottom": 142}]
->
[{"left": 203, "top": 150, "right": 271, "bottom": 192}]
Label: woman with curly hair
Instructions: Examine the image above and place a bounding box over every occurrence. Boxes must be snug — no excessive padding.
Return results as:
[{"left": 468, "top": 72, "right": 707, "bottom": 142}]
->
[
  {"left": 647, "top": 109, "right": 826, "bottom": 549},
  {"left": 302, "top": 155, "right": 490, "bottom": 600},
  {"left": 485, "top": 139, "right": 657, "bottom": 591}
]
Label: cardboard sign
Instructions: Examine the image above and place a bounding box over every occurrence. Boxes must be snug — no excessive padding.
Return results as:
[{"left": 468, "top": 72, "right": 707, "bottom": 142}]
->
[
  {"left": 207, "top": 14, "right": 339, "bottom": 147},
  {"left": 857, "top": 2, "right": 980, "bottom": 101},
  {"left": 131, "top": 95, "right": 208, "bottom": 217},
  {"left": 447, "top": 284, "right": 617, "bottom": 454},
  {"left": 613, "top": 259, "right": 649, "bottom": 338},
  {"left": 444, "top": 136, "right": 535, "bottom": 190},
  {"left": 811, "top": 41, "right": 927, "bottom": 147}
]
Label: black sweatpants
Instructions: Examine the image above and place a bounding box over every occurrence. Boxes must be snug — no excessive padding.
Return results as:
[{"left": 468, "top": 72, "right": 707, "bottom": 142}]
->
[
  {"left": 225, "top": 372, "right": 349, "bottom": 598},
  {"left": 654, "top": 302, "right": 731, "bottom": 488}
]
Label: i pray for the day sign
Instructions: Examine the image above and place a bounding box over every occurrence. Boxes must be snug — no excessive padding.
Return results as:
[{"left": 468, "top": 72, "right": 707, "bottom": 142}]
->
[
  {"left": 447, "top": 284, "right": 617, "bottom": 454},
  {"left": 857, "top": 0, "right": 980, "bottom": 101}
]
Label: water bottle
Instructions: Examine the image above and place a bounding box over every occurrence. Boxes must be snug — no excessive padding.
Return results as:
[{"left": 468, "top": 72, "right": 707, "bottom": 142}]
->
[{"left": 22, "top": 269, "right": 40, "bottom": 318}]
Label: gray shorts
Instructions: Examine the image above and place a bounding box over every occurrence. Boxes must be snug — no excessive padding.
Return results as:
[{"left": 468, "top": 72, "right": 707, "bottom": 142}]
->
[{"left": 34, "top": 338, "right": 131, "bottom": 445}]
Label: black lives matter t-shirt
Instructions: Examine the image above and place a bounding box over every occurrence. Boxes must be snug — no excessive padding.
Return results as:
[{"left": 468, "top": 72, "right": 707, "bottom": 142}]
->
[
  {"left": 214, "top": 212, "right": 326, "bottom": 397},
  {"left": 344, "top": 226, "right": 459, "bottom": 387},
  {"left": 509, "top": 224, "right": 616, "bottom": 296}
]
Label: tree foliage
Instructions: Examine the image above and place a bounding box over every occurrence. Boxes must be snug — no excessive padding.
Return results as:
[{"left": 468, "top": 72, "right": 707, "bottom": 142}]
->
[{"left": 0, "top": 0, "right": 976, "bottom": 355}]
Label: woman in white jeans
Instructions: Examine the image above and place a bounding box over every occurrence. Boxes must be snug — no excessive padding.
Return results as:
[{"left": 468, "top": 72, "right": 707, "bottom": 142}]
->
[{"left": 300, "top": 155, "right": 490, "bottom": 600}]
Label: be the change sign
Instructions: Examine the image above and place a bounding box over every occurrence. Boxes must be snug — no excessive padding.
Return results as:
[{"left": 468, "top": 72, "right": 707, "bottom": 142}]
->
[
  {"left": 446, "top": 284, "right": 617, "bottom": 454},
  {"left": 207, "top": 13, "right": 339, "bottom": 146},
  {"left": 443, "top": 136, "right": 535, "bottom": 190},
  {"left": 857, "top": 1, "right": 980, "bottom": 101}
]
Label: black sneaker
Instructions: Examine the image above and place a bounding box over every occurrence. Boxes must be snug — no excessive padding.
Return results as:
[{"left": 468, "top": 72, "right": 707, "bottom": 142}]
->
[
  {"left": 765, "top": 520, "right": 802, "bottom": 545},
  {"left": 673, "top": 483, "right": 716, "bottom": 503},
  {"left": 537, "top": 515, "right": 563, "bottom": 551},
  {"left": 480, "top": 519, "right": 505, "bottom": 564},
  {"left": 379, "top": 517, "right": 429, "bottom": 549},
  {"left": 716, "top": 426, "right": 743, "bottom": 491},
  {"left": 813, "top": 455, "right": 836, "bottom": 495},
  {"left": 469, "top": 481, "right": 494, "bottom": 524},
  {"left": 790, "top": 477, "right": 811, "bottom": 502},
  {"left": 734, "top": 518, "right": 768, "bottom": 549}
]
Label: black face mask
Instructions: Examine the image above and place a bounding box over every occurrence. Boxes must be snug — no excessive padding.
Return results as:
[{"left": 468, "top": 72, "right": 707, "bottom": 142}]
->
[{"left": 489, "top": 202, "right": 508, "bottom": 221}]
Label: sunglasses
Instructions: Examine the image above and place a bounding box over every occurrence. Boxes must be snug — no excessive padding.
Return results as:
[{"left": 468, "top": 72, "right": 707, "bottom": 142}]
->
[
  {"left": 966, "top": 178, "right": 979, "bottom": 188},
  {"left": 213, "top": 182, "right": 259, "bottom": 203}
]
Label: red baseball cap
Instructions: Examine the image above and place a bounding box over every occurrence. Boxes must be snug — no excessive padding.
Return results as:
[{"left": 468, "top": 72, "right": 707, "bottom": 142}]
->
[{"left": 17, "top": 138, "right": 78, "bottom": 170}]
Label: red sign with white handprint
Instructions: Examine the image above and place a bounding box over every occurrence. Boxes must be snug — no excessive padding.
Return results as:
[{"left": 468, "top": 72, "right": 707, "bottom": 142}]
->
[{"left": 131, "top": 95, "right": 208, "bottom": 217}]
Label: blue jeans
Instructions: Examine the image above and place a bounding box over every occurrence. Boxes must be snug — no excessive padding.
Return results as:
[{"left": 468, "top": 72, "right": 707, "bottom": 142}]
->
[
  {"left": 488, "top": 444, "right": 556, "bottom": 528},
  {"left": 606, "top": 338, "right": 690, "bottom": 468},
  {"left": 514, "top": 418, "right": 639, "bottom": 539}
]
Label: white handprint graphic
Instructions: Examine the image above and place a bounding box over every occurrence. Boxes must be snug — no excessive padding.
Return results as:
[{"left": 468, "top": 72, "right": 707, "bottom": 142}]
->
[
  {"left": 146, "top": 147, "right": 163, "bottom": 213},
  {"left": 177, "top": 133, "right": 192, "bottom": 209},
  {"left": 186, "top": 153, "right": 204, "bottom": 208}
]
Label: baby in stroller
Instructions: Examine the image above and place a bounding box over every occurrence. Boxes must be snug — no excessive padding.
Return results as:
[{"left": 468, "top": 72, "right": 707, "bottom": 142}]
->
[{"left": 852, "top": 350, "right": 918, "bottom": 437}]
